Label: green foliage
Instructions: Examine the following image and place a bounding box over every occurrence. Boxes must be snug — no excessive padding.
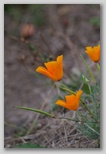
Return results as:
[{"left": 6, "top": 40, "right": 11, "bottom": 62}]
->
[
  {"left": 29, "top": 4, "right": 46, "bottom": 27},
  {"left": 77, "top": 79, "right": 100, "bottom": 140},
  {"left": 80, "top": 55, "right": 95, "bottom": 81},
  {"left": 28, "top": 43, "right": 36, "bottom": 53},
  {"left": 77, "top": 106, "right": 100, "bottom": 140},
  {"left": 77, "top": 121, "right": 100, "bottom": 140},
  {"left": 4, "top": 4, "right": 46, "bottom": 26},
  {"left": 89, "top": 17, "right": 100, "bottom": 27},
  {"left": 16, "top": 106, "right": 55, "bottom": 118},
  {"left": 4, "top": 4, "right": 23, "bottom": 21},
  {"left": 66, "top": 74, "right": 82, "bottom": 92},
  {"left": 15, "top": 143, "right": 44, "bottom": 148},
  {"left": 82, "top": 83, "right": 91, "bottom": 94},
  {"left": 81, "top": 74, "right": 89, "bottom": 83}
]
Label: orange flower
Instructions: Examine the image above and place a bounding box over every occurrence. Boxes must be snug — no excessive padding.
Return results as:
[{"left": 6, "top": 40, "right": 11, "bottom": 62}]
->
[
  {"left": 36, "top": 55, "right": 63, "bottom": 81},
  {"left": 56, "top": 90, "right": 83, "bottom": 110},
  {"left": 85, "top": 45, "right": 100, "bottom": 62}
]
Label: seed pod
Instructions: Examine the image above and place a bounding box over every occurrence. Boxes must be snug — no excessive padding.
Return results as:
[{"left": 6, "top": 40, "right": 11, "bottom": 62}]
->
[
  {"left": 28, "top": 24, "right": 35, "bottom": 36},
  {"left": 20, "top": 23, "right": 35, "bottom": 39}
]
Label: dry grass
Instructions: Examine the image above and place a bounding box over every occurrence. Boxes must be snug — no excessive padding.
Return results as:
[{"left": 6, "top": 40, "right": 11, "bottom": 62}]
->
[{"left": 4, "top": 110, "right": 99, "bottom": 148}]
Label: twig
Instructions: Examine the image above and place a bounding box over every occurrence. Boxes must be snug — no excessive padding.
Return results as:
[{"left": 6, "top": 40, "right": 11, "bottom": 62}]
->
[
  {"left": 40, "top": 33, "right": 53, "bottom": 53},
  {"left": 4, "top": 131, "right": 46, "bottom": 143}
]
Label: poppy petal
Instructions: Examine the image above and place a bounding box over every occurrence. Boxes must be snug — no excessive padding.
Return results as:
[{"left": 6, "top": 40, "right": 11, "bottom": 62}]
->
[
  {"left": 55, "top": 100, "right": 67, "bottom": 108},
  {"left": 36, "top": 66, "right": 54, "bottom": 80},
  {"left": 76, "top": 90, "right": 83, "bottom": 100},
  {"left": 57, "top": 55, "right": 63, "bottom": 67},
  {"left": 85, "top": 45, "right": 100, "bottom": 62},
  {"left": 65, "top": 95, "right": 79, "bottom": 110},
  {"left": 93, "top": 45, "right": 100, "bottom": 62},
  {"left": 44, "top": 55, "right": 63, "bottom": 80},
  {"left": 36, "top": 55, "right": 63, "bottom": 81}
]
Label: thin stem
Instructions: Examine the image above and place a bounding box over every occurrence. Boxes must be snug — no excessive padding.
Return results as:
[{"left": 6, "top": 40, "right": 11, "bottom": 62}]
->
[
  {"left": 80, "top": 55, "right": 95, "bottom": 82},
  {"left": 59, "top": 81, "right": 75, "bottom": 95},
  {"left": 96, "top": 63, "right": 100, "bottom": 73},
  {"left": 80, "top": 99, "right": 98, "bottom": 123}
]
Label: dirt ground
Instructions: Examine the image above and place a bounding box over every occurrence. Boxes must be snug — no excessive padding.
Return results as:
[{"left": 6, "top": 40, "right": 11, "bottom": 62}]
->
[{"left": 4, "top": 4, "right": 100, "bottom": 148}]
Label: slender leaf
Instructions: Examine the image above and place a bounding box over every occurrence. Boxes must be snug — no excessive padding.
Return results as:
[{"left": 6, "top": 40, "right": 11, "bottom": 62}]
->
[
  {"left": 15, "top": 143, "right": 44, "bottom": 148},
  {"left": 15, "top": 106, "right": 55, "bottom": 118}
]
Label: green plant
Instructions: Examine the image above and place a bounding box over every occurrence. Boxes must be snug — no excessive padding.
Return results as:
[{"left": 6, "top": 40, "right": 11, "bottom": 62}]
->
[{"left": 16, "top": 44, "right": 100, "bottom": 147}]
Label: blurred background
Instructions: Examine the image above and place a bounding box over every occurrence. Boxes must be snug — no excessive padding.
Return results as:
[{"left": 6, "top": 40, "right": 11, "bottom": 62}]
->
[{"left": 4, "top": 4, "right": 100, "bottom": 148}]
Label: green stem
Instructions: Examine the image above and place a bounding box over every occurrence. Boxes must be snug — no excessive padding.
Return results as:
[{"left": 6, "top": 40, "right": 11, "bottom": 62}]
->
[
  {"left": 59, "top": 81, "right": 75, "bottom": 95},
  {"left": 80, "top": 99, "right": 98, "bottom": 123},
  {"left": 80, "top": 55, "right": 95, "bottom": 82},
  {"left": 96, "top": 63, "right": 100, "bottom": 73}
]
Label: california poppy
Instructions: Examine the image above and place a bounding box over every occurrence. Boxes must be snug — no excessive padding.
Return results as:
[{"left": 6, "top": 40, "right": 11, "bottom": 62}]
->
[
  {"left": 56, "top": 90, "right": 83, "bottom": 110},
  {"left": 36, "top": 55, "right": 63, "bottom": 81},
  {"left": 85, "top": 45, "right": 100, "bottom": 62}
]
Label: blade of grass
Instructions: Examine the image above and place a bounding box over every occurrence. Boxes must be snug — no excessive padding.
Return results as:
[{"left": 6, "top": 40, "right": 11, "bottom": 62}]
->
[
  {"left": 15, "top": 106, "right": 55, "bottom": 118},
  {"left": 84, "top": 123, "right": 100, "bottom": 136},
  {"left": 80, "top": 55, "right": 95, "bottom": 82},
  {"left": 96, "top": 63, "right": 100, "bottom": 73}
]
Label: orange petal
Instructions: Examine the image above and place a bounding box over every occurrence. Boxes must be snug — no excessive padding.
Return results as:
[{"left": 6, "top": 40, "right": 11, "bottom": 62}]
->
[
  {"left": 65, "top": 95, "right": 79, "bottom": 110},
  {"left": 44, "top": 61, "right": 57, "bottom": 74},
  {"left": 56, "top": 55, "right": 63, "bottom": 80},
  {"left": 44, "top": 61, "right": 58, "bottom": 80},
  {"left": 36, "top": 66, "right": 54, "bottom": 80},
  {"left": 93, "top": 45, "right": 100, "bottom": 62},
  {"left": 55, "top": 90, "right": 83, "bottom": 111},
  {"left": 65, "top": 95, "right": 76, "bottom": 105},
  {"left": 76, "top": 90, "right": 83, "bottom": 100},
  {"left": 85, "top": 45, "right": 100, "bottom": 62},
  {"left": 65, "top": 90, "right": 83, "bottom": 110},
  {"left": 44, "top": 55, "right": 63, "bottom": 74},
  {"left": 44, "top": 55, "right": 63, "bottom": 81},
  {"left": 85, "top": 46, "right": 94, "bottom": 61},
  {"left": 57, "top": 55, "right": 63, "bottom": 67},
  {"left": 36, "top": 55, "right": 63, "bottom": 81},
  {"left": 55, "top": 100, "right": 68, "bottom": 108}
]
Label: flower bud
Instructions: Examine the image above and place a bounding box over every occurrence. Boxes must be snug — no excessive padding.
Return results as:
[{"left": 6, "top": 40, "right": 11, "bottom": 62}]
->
[{"left": 20, "top": 23, "right": 35, "bottom": 39}]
